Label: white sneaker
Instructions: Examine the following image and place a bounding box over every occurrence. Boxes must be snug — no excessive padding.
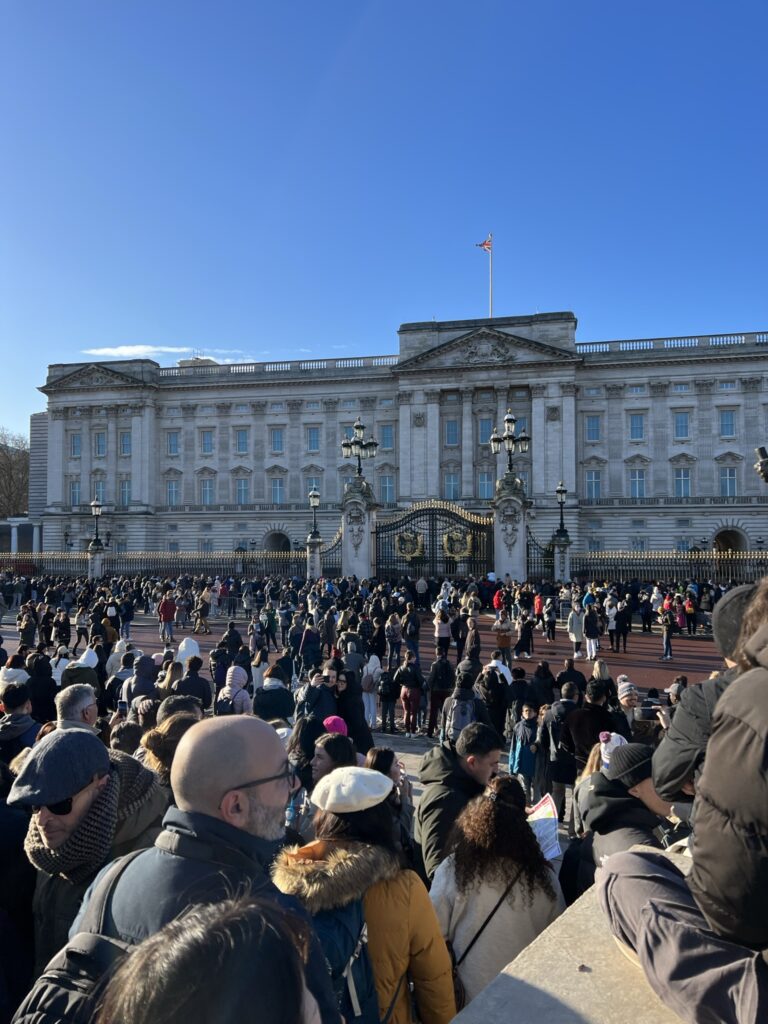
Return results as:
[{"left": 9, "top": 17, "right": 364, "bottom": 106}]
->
[{"left": 405, "top": 732, "right": 411, "bottom": 739}]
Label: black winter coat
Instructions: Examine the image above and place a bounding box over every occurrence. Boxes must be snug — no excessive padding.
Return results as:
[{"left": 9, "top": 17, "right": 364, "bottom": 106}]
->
[
  {"left": 561, "top": 701, "right": 615, "bottom": 769},
  {"left": 72, "top": 808, "right": 339, "bottom": 1024},
  {"left": 652, "top": 666, "right": 737, "bottom": 801},
  {"left": 688, "top": 626, "right": 768, "bottom": 949},
  {"left": 414, "top": 744, "right": 486, "bottom": 884},
  {"left": 539, "top": 699, "right": 579, "bottom": 784}
]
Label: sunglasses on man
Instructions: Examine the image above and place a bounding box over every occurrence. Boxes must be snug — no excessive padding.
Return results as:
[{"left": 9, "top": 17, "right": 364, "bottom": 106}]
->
[{"left": 32, "top": 797, "right": 74, "bottom": 816}]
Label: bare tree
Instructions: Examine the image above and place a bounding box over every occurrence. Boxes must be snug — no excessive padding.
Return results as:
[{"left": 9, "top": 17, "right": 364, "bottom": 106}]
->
[{"left": 0, "top": 429, "right": 29, "bottom": 518}]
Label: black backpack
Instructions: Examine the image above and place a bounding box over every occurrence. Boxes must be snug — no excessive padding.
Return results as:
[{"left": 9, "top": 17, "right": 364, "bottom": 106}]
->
[
  {"left": 377, "top": 670, "right": 396, "bottom": 701},
  {"left": 214, "top": 693, "right": 236, "bottom": 716},
  {"left": 11, "top": 850, "right": 144, "bottom": 1024}
]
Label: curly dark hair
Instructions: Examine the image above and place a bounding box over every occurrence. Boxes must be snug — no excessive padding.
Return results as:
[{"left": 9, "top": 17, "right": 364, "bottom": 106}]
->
[{"left": 448, "top": 775, "right": 557, "bottom": 905}]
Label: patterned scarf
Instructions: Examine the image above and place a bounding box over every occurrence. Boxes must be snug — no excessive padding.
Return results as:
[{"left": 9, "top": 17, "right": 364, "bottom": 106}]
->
[{"left": 24, "top": 750, "right": 159, "bottom": 885}]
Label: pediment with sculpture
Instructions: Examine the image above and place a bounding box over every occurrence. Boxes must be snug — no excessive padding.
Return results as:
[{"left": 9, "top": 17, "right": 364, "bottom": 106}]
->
[{"left": 396, "top": 327, "right": 580, "bottom": 372}]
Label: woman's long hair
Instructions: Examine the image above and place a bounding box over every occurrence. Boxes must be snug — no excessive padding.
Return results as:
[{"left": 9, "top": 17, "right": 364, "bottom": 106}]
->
[
  {"left": 97, "top": 897, "right": 308, "bottom": 1024},
  {"left": 448, "top": 775, "right": 556, "bottom": 905}
]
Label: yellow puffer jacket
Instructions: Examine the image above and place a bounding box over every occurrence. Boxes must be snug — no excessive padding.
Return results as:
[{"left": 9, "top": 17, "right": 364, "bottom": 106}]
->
[{"left": 273, "top": 840, "right": 455, "bottom": 1024}]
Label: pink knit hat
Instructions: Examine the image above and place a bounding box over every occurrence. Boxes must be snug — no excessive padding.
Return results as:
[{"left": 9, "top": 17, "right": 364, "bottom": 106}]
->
[{"left": 323, "top": 715, "right": 348, "bottom": 736}]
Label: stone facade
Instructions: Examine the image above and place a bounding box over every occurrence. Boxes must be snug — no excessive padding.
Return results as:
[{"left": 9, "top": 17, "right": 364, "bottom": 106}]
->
[{"left": 32, "top": 312, "right": 768, "bottom": 555}]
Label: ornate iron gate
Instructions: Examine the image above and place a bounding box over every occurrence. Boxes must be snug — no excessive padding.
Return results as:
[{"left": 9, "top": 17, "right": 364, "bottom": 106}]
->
[
  {"left": 320, "top": 527, "right": 343, "bottom": 577},
  {"left": 526, "top": 528, "right": 555, "bottom": 581},
  {"left": 375, "top": 501, "right": 493, "bottom": 580}
]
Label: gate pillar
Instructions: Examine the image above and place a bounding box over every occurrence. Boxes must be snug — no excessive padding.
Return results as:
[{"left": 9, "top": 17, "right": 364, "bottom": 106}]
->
[
  {"left": 491, "top": 475, "right": 528, "bottom": 582},
  {"left": 341, "top": 477, "right": 378, "bottom": 579}
]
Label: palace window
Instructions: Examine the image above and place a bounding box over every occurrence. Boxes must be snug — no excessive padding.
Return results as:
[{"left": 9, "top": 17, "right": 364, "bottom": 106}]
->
[
  {"left": 70, "top": 433, "right": 81, "bottom": 458},
  {"left": 166, "top": 480, "right": 180, "bottom": 506},
  {"left": 629, "top": 468, "right": 646, "bottom": 499},
  {"left": 234, "top": 429, "right": 248, "bottom": 454},
  {"left": 585, "top": 415, "right": 601, "bottom": 442},
  {"left": 119, "top": 431, "right": 132, "bottom": 456},
  {"left": 629, "top": 413, "right": 645, "bottom": 441},
  {"left": 674, "top": 468, "right": 691, "bottom": 498},
  {"left": 167, "top": 431, "right": 180, "bottom": 456},
  {"left": 443, "top": 471, "right": 460, "bottom": 500},
  {"left": 380, "top": 475, "right": 395, "bottom": 503},
  {"left": 478, "top": 470, "right": 494, "bottom": 500},
  {"left": 719, "top": 466, "right": 737, "bottom": 497},
  {"left": 585, "top": 470, "right": 601, "bottom": 500}
]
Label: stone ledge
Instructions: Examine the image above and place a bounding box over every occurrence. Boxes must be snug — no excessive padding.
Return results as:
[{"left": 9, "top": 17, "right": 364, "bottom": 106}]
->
[{"left": 452, "top": 880, "right": 683, "bottom": 1024}]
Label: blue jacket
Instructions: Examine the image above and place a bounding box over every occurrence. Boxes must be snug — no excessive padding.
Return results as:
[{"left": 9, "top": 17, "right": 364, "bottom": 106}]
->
[
  {"left": 72, "top": 807, "right": 339, "bottom": 1024},
  {"left": 509, "top": 718, "right": 537, "bottom": 777}
]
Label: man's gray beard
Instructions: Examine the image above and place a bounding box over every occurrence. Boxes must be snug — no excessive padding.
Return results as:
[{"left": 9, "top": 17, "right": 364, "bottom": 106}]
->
[{"left": 246, "top": 800, "right": 286, "bottom": 842}]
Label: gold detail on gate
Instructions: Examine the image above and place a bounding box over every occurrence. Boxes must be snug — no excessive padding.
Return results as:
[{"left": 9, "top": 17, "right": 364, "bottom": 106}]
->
[
  {"left": 442, "top": 529, "right": 473, "bottom": 560},
  {"left": 395, "top": 529, "right": 424, "bottom": 562}
]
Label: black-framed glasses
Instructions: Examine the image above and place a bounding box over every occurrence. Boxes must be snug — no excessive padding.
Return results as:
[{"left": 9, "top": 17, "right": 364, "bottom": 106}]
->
[
  {"left": 221, "top": 763, "right": 297, "bottom": 804},
  {"left": 32, "top": 797, "right": 74, "bottom": 816}
]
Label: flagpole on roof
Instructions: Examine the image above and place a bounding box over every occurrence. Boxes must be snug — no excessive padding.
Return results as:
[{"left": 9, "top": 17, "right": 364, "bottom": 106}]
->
[
  {"left": 475, "top": 233, "right": 493, "bottom": 318},
  {"left": 489, "top": 232, "right": 493, "bottom": 318}
]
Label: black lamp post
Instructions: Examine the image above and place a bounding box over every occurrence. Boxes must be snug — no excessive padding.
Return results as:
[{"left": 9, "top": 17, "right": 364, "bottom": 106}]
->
[
  {"left": 552, "top": 481, "right": 571, "bottom": 580},
  {"left": 341, "top": 416, "right": 379, "bottom": 477},
  {"left": 308, "top": 486, "right": 320, "bottom": 540},
  {"left": 489, "top": 409, "right": 530, "bottom": 477},
  {"left": 89, "top": 498, "right": 104, "bottom": 553},
  {"left": 556, "top": 481, "right": 567, "bottom": 533}
]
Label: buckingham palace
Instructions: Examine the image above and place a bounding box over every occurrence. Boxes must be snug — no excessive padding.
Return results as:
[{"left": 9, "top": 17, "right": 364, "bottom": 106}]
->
[{"left": 26, "top": 310, "right": 768, "bottom": 558}]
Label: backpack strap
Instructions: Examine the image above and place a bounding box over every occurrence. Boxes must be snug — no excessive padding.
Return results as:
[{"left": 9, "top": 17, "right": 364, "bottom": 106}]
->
[
  {"left": 342, "top": 920, "right": 368, "bottom": 1018},
  {"left": 78, "top": 848, "right": 148, "bottom": 937}
]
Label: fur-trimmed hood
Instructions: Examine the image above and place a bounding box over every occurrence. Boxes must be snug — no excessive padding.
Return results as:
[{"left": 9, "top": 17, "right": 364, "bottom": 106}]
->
[{"left": 272, "top": 840, "right": 401, "bottom": 914}]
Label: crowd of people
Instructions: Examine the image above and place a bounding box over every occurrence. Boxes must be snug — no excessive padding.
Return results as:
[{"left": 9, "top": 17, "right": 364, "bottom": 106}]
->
[{"left": 0, "top": 568, "right": 765, "bottom": 1024}]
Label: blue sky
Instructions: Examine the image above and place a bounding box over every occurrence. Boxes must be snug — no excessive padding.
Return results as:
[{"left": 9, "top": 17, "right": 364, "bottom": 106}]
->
[{"left": 1, "top": 1, "right": 766, "bottom": 431}]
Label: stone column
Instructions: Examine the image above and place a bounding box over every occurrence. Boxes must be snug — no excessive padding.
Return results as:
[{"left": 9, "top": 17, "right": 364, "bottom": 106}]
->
[
  {"left": 8, "top": 520, "right": 20, "bottom": 553},
  {"left": 130, "top": 404, "right": 144, "bottom": 507},
  {"left": 323, "top": 399, "right": 339, "bottom": 503},
  {"left": 341, "top": 477, "right": 377, "bottom": 579},
  {"left": 287, "top": 399, "right": 303, "bottom": 501},
  {"left": 560, "top": 383, "right": 578, "bottom": 495},
  {"left": 530, "top": 385, "right": 547, "bottom": 498},
  {"left": 491, "top": 482, "right": 527, "bottom": 582},
  {"left": 47, "top": 408, "right": 67, "bottom": 508},
  {"left": 250, "top": 401, "right": 266, "bottom": 501},
  {"left": 741, "top": 378, "right": 762, "bottom": 495},
  {"left": 695, "top": 380, "right": 715, "bottom": 494},
  {"left": 216, "top": 402, "right": 232, "bottom": 502},
  {"left": 426, "top": 392, "right": 441, "bottom": 500},
  {"left": 495, "top": 387, "right": 509, "bottom": 437},
  {"left": 32, "top": 523, "right": 41, "bottom": 553},
  {"left": 649, "top": 382, "right": 669, "bottom": 494},
  {"left": 106, "top": 407, "right": 118, "bottom": 503},
  {"left": 605, "top": 383, "right": 625, "bottom": 495},
  {"left": 461, "top": 391, "right": 474, "bottom": 498},
  {"left": 80, "top": 408, "right": 93, "bottom": 505},
  {"left": 397, "top": 392, "right": 413, "bottom": 500}
]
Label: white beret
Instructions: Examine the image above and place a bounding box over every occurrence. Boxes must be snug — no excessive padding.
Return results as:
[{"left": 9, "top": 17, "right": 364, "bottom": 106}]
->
[{"left": 311, "top": 766, "right": 393, "bottom": 813}]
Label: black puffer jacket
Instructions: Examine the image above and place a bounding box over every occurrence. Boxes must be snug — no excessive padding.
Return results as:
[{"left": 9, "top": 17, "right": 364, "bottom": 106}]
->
[
  {"left": 414, "top": 744, "right": 486, "bottom": 884},
  {"left": 687, "top": 625, "right": 768, "bottom": 949},
  {"left": 652, "top": 666, "right": 738, "bottom": 801}
]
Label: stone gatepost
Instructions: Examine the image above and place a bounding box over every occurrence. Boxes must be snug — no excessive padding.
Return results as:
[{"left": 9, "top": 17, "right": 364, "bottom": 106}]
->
[
  {"left": 87, "top": 546, "right": 104, "bottom": 581},
  {"left": 491, "top": 473, "right": 529, "bottom": 582},
  {"left": 306, "top": 534, "right": 322, "bottom": 581},
  {"left": 341, "top": 477, "right": 378, "bottom": 579}
]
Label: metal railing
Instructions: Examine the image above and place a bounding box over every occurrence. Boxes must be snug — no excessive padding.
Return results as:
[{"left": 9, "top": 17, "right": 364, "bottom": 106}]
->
[{"left": 570, "top": 549, "right": 768, "bottom": 585}]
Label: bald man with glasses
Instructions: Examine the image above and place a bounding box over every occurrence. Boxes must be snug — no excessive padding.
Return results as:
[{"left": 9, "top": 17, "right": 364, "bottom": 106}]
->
[{"left": 71, "top": 716, "right": 339, "bottom": 1024}]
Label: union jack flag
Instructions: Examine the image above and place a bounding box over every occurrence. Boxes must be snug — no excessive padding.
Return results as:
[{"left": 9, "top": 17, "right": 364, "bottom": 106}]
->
[{"left": 475, "top": 234, "right": 492, "bottom": 253}]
